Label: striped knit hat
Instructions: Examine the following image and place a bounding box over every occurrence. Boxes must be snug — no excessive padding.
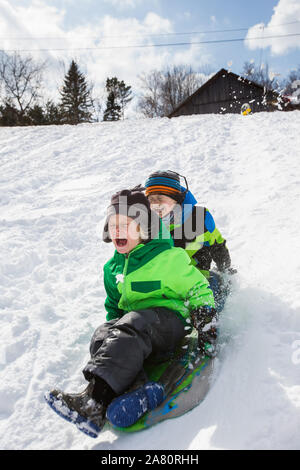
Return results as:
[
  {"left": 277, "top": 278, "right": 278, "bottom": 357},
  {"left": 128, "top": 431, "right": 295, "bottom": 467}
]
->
[{"left": 145, "top": 171, "right": 183, "bottom": 202}]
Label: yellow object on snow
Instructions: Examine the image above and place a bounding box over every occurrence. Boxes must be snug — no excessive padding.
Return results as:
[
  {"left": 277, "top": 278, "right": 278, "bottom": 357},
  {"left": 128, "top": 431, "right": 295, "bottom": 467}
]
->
[{"left": 241, "top": 103, "right": 252, "bottom": 115}]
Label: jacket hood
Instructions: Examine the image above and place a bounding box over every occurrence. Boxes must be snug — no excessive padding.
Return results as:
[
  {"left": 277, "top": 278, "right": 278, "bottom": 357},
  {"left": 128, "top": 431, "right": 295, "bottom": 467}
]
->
[{"left": 181, "top": 188, "right": 198, "bottom": 224}]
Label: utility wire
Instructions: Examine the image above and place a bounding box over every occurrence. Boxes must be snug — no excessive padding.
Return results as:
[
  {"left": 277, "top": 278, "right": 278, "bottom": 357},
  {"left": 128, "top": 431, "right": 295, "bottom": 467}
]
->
[
  {"left": 0, "top": 20, "right": 300, "bottom": 41},
  {"left": 1, "top": 32, "right": 300, "bottom": 53}
]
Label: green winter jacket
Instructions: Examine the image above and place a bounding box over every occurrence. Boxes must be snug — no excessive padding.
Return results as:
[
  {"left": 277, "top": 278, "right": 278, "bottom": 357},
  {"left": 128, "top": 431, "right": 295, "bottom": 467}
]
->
[
  {"left": 170, "top": 206, "right": 231, "bottom": 279},
  {"left": 103, "top": 223, "right": 215, "bottom": 324}
]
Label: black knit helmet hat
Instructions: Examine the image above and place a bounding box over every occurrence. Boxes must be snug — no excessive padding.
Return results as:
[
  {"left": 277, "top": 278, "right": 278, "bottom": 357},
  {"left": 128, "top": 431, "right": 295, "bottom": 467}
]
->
[{"left": 103, "top": 188, "right": 160, "bottom": 243}]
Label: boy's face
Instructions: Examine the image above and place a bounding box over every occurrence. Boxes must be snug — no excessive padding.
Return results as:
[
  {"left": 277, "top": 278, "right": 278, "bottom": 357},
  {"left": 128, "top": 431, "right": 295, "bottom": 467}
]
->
[
  {"left": 108, "top": 214, "right": 142, "bottom": 254},
  {"left": 148, "top": 194, "right": 177, "bottom": 218}
]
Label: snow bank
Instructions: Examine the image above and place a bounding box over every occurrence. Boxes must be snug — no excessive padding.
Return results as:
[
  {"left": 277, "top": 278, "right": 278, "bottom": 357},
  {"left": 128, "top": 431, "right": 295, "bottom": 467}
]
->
[{"left": 0, "top": 111, "right": 300, "bottom": 449}]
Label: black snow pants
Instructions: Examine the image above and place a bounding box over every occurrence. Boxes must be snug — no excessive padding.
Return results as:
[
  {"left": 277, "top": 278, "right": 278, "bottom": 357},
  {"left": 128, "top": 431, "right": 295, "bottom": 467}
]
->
[{"left": 83, "top": 308, "right": 188, "bottom": 395}]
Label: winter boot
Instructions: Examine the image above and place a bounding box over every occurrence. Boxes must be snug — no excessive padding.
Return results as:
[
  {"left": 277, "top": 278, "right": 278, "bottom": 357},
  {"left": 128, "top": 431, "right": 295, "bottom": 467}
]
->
[
  {"left": 106, "top": 381, "right": 165, "bottom": 428},
  {"left": 44, "top": 377, "right": 115, "bottom": 438}
]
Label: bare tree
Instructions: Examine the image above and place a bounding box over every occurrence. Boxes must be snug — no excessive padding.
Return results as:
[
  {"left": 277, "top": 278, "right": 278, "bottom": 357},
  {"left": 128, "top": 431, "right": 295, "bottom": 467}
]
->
[
  {"left": 137, "top": 70, "right": 164, "bottom": 118},
  {"left": 242, "top": 61, "right": 280, "bottom": 92},
  {"left": 0, "top": 51, "right": 46, "bottom": 121},
  {"left": 283, "top": 65, "right": 300, "bottom": 96},
  {"left": 161, "top": 65, "right": 208, "bottom": 115},
  {"left": 137, "top": 65, "right": 210, "bottom": 117}
]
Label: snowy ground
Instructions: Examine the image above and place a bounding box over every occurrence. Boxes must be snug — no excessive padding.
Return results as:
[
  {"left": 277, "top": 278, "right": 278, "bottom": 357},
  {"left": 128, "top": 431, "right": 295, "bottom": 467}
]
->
[{"left": 0, "top": 111, "right": 300, "bottom": 450}]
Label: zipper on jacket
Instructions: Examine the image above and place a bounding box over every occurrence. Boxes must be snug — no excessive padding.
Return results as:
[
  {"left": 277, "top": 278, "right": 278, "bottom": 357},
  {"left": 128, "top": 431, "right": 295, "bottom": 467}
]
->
[
  {"left": 121, "top": 244, "right": 144, "bottom": 311},
  {"left": 122, "top": 253, "right": 130, "bottom": 311}
]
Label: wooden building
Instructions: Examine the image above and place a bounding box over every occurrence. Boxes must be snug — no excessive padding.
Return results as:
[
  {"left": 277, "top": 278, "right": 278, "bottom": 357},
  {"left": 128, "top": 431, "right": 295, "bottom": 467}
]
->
[{"left": 168, "top": 68, "right": 289, "bottom": 118}]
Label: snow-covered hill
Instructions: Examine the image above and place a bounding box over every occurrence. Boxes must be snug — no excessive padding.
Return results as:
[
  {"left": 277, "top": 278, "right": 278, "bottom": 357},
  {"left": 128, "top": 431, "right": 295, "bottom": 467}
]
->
[{"left": 1, "top": 111, "right": 300, "bottom": 450}]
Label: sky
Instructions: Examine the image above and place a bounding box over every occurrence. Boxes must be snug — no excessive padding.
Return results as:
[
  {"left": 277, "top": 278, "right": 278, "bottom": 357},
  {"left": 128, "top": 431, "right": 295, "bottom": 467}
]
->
[{"left": 0, "top": 0, "right": 300, "bottom": 107}]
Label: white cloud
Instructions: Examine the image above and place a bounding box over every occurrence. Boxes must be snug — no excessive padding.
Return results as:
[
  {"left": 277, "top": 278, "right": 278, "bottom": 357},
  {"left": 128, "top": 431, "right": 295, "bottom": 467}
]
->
[
  {"left": 103, "top": 0, "right": 143, "bottom": 9},
  {"left": 245, "top": 0, "right": 300, "bottom": 55},
  {"left": 0, "top": 0, "right": 213, "bottom": 108},
  {"left": 0, "top": 0, "right": 67, "bottom": 63}
]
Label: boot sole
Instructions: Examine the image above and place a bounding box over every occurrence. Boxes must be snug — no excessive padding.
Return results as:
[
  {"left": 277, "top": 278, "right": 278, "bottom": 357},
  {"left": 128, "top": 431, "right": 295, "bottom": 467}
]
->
[{"left": 44, "top": 392, "right": 102, "bottom": 439}]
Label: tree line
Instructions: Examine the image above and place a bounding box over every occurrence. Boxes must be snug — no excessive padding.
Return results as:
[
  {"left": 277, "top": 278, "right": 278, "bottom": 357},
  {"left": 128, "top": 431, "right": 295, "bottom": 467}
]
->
[
  {"left": 0, "top": 50, "right": 299, "bottom": 127},
  {"left": 0, "top": 54, "right": 134, "bottom": 126}
]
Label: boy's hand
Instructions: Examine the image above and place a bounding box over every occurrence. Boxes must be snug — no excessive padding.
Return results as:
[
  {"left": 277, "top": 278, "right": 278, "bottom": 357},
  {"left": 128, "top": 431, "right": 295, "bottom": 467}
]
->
[
  {"left": 197, "top": 331, "right": 217, "bottom": 358},
  {"left": 190, "top": 306, "right": 217, "bottom": 331},
  {"left": 190, "top": 306, "right": 218, "bottom": 357}
]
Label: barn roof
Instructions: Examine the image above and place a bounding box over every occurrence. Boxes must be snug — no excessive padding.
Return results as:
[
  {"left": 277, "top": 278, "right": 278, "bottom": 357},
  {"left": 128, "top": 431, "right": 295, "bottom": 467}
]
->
[{"left": 168, "top": 68, "right": 281, "bottom": 118}]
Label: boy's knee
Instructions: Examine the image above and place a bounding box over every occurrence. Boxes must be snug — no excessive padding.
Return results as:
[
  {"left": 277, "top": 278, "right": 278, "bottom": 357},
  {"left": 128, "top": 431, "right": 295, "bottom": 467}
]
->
[
  {"left": 89, "top": 320, "right": 117, "bottom": 356},
  {"left": 114, "top": 309, "right": 160, "bottom": 333}
]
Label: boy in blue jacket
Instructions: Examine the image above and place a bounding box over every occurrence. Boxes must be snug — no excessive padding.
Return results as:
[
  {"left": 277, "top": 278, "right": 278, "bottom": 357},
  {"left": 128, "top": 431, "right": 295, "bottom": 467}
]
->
[{"left": 144, "top": 170, "right": 236, "bottom": 313}]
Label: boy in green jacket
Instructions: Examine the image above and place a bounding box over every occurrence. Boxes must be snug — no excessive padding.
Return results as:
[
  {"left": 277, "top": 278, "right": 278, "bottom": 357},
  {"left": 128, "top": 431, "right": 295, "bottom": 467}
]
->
[{"left": 46, "top": 189, "right": 216, "bottom": 434}]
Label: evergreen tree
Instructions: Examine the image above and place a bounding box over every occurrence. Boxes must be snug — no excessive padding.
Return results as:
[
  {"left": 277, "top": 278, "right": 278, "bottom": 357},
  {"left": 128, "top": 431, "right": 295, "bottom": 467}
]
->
[
  {"left": 0, "top": 101, "right": 20, "bottom": 126},
  {"left": 103, "top": 77, "right": 132, "bottom": 121},
  {"left": 27, "top": 104, "right": 47, "bottom": 125},
  {"left": 44, "top": 100, "right": 64, "bottom": 125},
  {"left": 103, "top": 91, "right": 121, "bottom": 121},
  {"left": 119, "top": 80, "right": 133, "bottom": 120},
  {"left": 60, "top": 60, "right": 93, "bottom": 124},
  {"left": 0, "top": 99, "right": 64, "bottom": 127}
]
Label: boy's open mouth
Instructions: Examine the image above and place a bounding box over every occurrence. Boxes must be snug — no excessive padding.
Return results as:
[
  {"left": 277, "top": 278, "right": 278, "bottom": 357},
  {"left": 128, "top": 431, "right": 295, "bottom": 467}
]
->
[{"left": 115, "top": 239, "right": 128, "bottom": 247}]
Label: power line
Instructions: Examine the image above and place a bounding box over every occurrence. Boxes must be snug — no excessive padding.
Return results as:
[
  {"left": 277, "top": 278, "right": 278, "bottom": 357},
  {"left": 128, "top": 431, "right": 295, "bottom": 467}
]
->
[
  {"left": 1, "top": 32, "right": 300, "bottom": 53},
  {"left": 0, "top": 20, "right": 300, "bottom": 41}
]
